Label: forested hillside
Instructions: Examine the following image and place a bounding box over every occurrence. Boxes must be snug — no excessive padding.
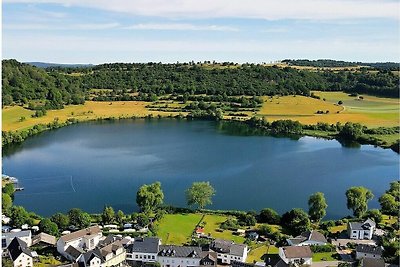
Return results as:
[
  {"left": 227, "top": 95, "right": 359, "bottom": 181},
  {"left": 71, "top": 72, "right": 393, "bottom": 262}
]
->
[
  {"left": 2, "top": 60, "right": 398, "bottom": 110},
  {"left": 282, "top": 59, "right": 400, "bottom": 70}
]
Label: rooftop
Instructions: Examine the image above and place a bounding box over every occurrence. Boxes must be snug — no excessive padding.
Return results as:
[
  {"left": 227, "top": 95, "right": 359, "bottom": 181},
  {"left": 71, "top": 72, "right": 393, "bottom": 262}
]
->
[
  {"left": 7, "top": 238, "right": 34, "bottom": 261},
  {"left": 356, "top": 244, "right": 383, "bottom": 255},
  {"left": 281, "top": 246, "right": 312, "bottom": 259},
  {"left": 60, "top": 226, "right": 101, "bottom": 243},
  {"left": 127, "top": 237, "right": 160, "bottom": 254},
  {"left": 158, "top": 245, "right": 203, "bottom": 258}
]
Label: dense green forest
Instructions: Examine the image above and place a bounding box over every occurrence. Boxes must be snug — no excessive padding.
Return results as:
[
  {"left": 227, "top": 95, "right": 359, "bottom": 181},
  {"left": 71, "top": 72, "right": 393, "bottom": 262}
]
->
[
  {"left": 2, "top": 59, "right": 399, "bottom": 110},
  {"left": 282, "top": 59, "right": 400, "bottom": 70}
]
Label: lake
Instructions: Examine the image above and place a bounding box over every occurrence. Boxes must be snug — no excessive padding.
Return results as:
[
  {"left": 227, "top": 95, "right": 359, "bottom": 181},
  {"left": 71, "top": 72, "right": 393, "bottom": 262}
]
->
[{"left": 3, "top": 119, "right": 399, "bottom": 219}]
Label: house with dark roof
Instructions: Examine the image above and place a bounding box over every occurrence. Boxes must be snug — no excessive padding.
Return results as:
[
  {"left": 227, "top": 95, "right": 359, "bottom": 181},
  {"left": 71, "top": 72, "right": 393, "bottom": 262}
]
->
[
  {"left": 356, "top": 244, "right": 383, "bottom": 260},
  {"left": 209, "top": 238, "right": 248, "bottom": 264},
  {"left": 2, "top": 230, "right": 32, "bottom": 249},
  {"left": 360, "top": 258, "right": 385, "bottom": 267},
  {"left": 286, "top": 230, "right": 327, "bottom": 246},
  {"left": 7, "top": 238, "right": 35, "bottom": 267},
  {"left": 157, "top": 245, "right": 203, "bottom": 267},
  {"left": 57, "top": 226, "right": 103, "bottom": 260},
  {"left": 200, "top": 251, "right": 217, "bottom": 266},
  {"left": 126, "top": 237, "right": 160, "bottom": 264},
  {"left": 278, "top": 246, "right": 312, "bottom": 266},
  {"left": 348, "top": 218, "right": 376, "bottom": 240}
]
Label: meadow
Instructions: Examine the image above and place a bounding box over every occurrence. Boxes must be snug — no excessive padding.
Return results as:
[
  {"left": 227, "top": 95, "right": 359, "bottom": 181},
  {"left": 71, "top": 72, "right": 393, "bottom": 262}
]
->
[{"left": 257, "top": 92, "right": 398, "bottom": 127}]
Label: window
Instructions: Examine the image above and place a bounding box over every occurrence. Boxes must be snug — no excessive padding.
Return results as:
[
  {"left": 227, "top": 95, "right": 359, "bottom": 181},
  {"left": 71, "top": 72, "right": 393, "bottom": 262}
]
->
[
  {"left": 144, "top": 255, "right": 147, "bottom": 259},
  {"left": 1, "top": 239, "right": 6, "bottom": 248},
  {"left": 136, "top": 255, "right": 138, "bottom": 259}
]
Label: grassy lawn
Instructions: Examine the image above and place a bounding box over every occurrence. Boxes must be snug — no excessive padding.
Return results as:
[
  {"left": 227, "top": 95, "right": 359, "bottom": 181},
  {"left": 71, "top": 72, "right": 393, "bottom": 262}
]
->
[
  {"left": 247, "top": 244, "right": 279, "bottom": 263},
  {"left": 2, "top": 101, "right": 181, "bottom": 132},
  {"left": 256, "top": 92, "right": 398, "bottom": 128},
  {"left": 312, "top": 252, "right": 337, "bottom": 262},
  {"left": 202, "top": 214, "right": 245, "bottom": 244},
  {"left": 329, "top": 224, "right": 347, "bottom": 234},
  {"left": 156, "top": 213, "right": 247, "bottom": 245},
  {"left": 156, "top": 213, "right": 202, "bottom": 245}
]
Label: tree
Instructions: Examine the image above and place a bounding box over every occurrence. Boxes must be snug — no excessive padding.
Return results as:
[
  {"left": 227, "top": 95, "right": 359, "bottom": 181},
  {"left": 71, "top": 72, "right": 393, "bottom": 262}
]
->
[
  {"left": 68, "top": 208, "right": 91, "bottom": 228},
  {"left": 339, "top": 122, "right": 363, "bottom": 140},
  {"left": 308, "top": 192, "right": 328, "bottom": 222},
  {"left": 364, "top": 209, "right": 383, "bottom": 223},
  {"left": 387, "top": 181, "right": 400, "bottom": 201},
  {"left": 101, "top": 206, "right": 115, "bottom": 224},
  {"left": 115, "top": 210, "right": 125, "bottom": 224},
  {"left": 10, "top": 206, "right": 30, "bottom": 228},
  {"left": 2, "top": 193, "right": 12, "bottom": 214},
  {"left": 345, "top": 186, "right": 374, "bottom": 218},
  {"left": 259, "top": 208, "right": 280, "bottom": 224},
  {"left": 281, "top": 208, "right": 311, "bottom": 236},
  {"left": 50, "top": 213, "right": 70, "bottom": 230},
  {"left": 379, "top": 193, "right": 399, "bottom": 215},
  {"left": 2, "top": 183, "right": 15, "bottom": 196},
  {"left": 136, "top": 182, "right": 164, "bottom": 213},
  {"left": 39, "top": 218, "right": 59, "bottom": 236},
  {"left": 186, "top": 181, "right": 216, "bottom": 210}
]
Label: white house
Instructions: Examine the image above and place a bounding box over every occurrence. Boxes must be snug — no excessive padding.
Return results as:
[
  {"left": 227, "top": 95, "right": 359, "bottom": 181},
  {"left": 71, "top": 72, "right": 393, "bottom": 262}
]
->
[
  {"left": 348, "top": 218, "right": 376, "bottom": 240},
  {"left": 209, "top": 239, "right": 248, "bottom": 264},
  {"left": 7, "top": 238, "right": 35, "bottom": 267},
  {"left": 287, "top": 230, "right": 327, "bottom": 246},
  {"left": 79, "top": 238, "right": 126, "bottom": 267},
  {"left": 2, "top": 230, "right": 32, "bottom": 249},
  {"left": 57, "top": 226, "right": 102, "bottom": 260},
  {"left": 157, "top": 245, "right": 203, "bottom": 267},
  {"left": 278, "top": 246, "right": 312, "bottom": 266},
  {"left": 356, "top": 244, "right": 383, "bottom": 260},
  {"left": 126, "top": 237, "right": 160, "bottom": 264}
]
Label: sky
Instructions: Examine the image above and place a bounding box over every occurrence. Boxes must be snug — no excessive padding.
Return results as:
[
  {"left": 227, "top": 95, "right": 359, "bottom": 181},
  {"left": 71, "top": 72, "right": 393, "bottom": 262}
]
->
[{"left": 2, "top": 0, "right": 400, "bottom": 64}]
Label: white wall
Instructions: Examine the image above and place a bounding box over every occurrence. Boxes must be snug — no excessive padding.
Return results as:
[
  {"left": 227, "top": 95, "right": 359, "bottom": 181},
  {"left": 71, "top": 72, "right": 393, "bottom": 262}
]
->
[
  {"left": 11, "top": 252, "right": 33, "bottom": 267},
  {"left": 158, "top": 256, "right": 201, "bottom": 267},
  {"left": 356, "top": 251, "right": 382, "bottom": 260}
]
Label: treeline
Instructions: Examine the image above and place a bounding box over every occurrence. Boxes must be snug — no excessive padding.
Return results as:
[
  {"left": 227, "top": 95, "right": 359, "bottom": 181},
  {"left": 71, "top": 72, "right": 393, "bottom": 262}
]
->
[
  {"left": 2, "top": 60, "right": 85, "bottom": 108},
  {"left": 3, "top": 60, "right": 399, "bottom": 109},
  {"left": 283, "top": 59, "right": 400, "bottom": 70}
]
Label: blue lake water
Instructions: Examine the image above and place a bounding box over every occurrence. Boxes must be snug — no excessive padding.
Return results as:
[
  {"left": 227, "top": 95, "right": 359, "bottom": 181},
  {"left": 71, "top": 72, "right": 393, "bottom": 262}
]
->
[{"left": 3, "top": 119, "right": 399, "bottom": 219}]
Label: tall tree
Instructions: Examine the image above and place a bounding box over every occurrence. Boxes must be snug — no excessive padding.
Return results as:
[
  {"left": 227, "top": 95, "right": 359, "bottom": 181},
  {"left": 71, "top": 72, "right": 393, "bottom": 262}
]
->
[
  {"left": 2, "top": 193, "right": 12, "bottom": 214},
  {"left": 259, "top": 208, "right": 280, "bottom": 224},
  {"left": 136, "top": 182, "right": 164, "bottom": 213},
  {"left": 115, "top": 210, "right": 125, "bottom": 225},
  {"left": 346, "top": 186, "right": 374, "bottom": 217},
  {"left": 101, "top": 206, "right": 115, "bottom": 224},
  {"left": 379, "top": 193, "right": 399, "bottom": 215},
  {"left": 281, "top": 208, "right": 311, "bottom": 236},
  {"left": 39, "top": 218, "right": 59, "bottom": 236},
  {"left": 186, "top": 181, "right": 216, "bottom": 210},
  {"left": 50, "top": 213, "right": 70, "bottom": 230},
  {"left": 308, "top": 192, "right": 328, "bottom": 222},
  {"left": 68, "top": 208, "right": 91, "bottom": 228},
  {"left": 10, "top": 206, "right": 30, "bottom": 228}
]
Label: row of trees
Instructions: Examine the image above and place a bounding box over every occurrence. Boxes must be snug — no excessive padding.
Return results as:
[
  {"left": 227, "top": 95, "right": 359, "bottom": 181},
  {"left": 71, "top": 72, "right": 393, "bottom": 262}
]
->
[{"left": 3, "top": 59, "right": 398, "bottom": 109}]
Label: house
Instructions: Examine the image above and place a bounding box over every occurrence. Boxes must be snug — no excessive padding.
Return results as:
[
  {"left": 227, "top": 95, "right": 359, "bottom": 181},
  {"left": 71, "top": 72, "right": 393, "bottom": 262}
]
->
[
  {"left": 355, "top": 244, "right": 383, "bottom": 260},
  {"left": 7, "top": 238, "right": 36, "bottom": 267},
  {"left": 158, "top": 245, "right": 203, "bottom": 267},
  {"left": 2, "top": 230, "right": 32, "bottom": 249},
  {"left": 200, "top": 251, "right": 217, "bottom": 266},
  {"left": 209, "top": 239, "right": 248, "bottom": 264},
  {"left": 246, "top": 232, "right": 259, "bottom": 241},
  {"left": 79, "top": 238, "right": 126, "bottom": 267},
  {"left": 57, "top": 226, "right": 102, "bottom": 260},
  {"left": 348, "top": 218, "right": 376, "bottom": 240},
  {"left": 126, "top": 237, "right": 160, "bottom": 264},
  {"left": 360, "top": 258, "right": 385, "bottom": 267},
  {"left": 278, "top": 246, "right": 312, "bottom": 266},
  {"left": 286, "top": 230, "right": 327, "bottom": 246},
  {"left": 32, "top": 232, "right": 57, "bottom": 247}
]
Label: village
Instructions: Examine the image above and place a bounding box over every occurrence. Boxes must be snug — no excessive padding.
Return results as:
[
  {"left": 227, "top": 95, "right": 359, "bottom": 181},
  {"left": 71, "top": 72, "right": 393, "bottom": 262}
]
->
[{"left": 1, "top": 211, "right": 396, "bottom": 267}]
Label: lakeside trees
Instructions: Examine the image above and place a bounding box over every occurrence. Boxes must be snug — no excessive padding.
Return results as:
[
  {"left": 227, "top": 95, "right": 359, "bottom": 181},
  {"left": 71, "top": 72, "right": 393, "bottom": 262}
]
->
[
  {"left": 308, "top": 192, "right": 328, "bottom": 222},
  {"left": 346, "top": 186, "right": 374, "bottom": 217},
  {"left": 379, "top": 181, "right": 400, "bottom": 215},
  {"left": 136, "top": 182, "right": 164, "bottom": 213},
  {"left": 280, "top": 208, "right": 311, "bottom": 236},
  {"left": 186, "top": 181, "right": 216, "bottom": 210}
]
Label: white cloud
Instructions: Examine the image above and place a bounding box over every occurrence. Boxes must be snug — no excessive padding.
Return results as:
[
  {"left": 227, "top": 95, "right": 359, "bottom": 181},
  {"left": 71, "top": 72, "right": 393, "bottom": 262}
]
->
[
  {"left": 4, "top": 0, "right": 399, "bottom": 20},
  {"left": 4, "top": 22, "right": 120, "bottom": 30},
  {"left": 125, "top": 23, "right": 239, "bottom": 31}
]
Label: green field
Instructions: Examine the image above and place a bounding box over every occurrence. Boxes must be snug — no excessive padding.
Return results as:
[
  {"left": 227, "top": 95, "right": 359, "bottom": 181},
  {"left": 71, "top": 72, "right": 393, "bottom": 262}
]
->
[
  {"left": 257, "top": 92, "right": 398, "bottom": 128},
  {"left": 156, "top": 213, "right": 246, "bottom": 245},
  {"left": 312, "top": 252, "right": 338, "bottom": 262},
  {"left": 247, "top": 244, "right": 279, "bottom": 263}
]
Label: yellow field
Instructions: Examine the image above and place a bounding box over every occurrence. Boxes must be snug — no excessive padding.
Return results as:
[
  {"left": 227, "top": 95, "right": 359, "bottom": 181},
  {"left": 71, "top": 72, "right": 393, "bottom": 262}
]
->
[
  {"left": 2, "top": 101, "right": 183, "bottom": 132},
  {"left": 257, "top": 93, "right": 399, "bottom": 127}
]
